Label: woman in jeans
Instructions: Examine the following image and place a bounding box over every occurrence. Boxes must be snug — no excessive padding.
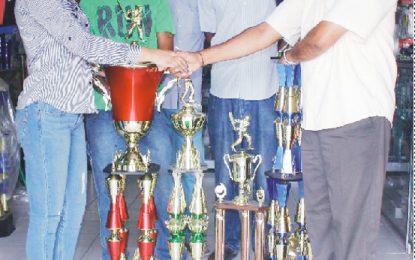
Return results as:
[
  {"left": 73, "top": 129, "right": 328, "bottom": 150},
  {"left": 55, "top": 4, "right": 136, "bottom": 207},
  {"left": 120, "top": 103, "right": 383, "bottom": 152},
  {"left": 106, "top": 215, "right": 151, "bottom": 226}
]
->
[{"left": 14, "top": 0, "right": 187, "bottom": 259}]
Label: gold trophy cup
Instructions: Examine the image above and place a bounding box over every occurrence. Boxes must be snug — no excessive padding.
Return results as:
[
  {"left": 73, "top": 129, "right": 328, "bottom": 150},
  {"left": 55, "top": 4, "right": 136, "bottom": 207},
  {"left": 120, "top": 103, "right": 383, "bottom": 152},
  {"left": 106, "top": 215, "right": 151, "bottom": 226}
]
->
[{"left": 171, "top": 79, "right": 206, "bottom": 171}]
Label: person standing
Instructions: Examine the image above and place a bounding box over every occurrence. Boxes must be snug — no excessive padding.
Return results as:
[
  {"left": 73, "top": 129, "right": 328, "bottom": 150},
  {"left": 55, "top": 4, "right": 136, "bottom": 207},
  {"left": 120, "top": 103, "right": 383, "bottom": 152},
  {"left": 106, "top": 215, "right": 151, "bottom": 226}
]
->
[
  {"left": 80, "top": 0, "right": 175, "bottom": 259},
  {"left": 197, "top": 0, "right": 278, "bottom": 258},
  {"left": 179, "top": 0, "right": 397, "bottom": 259},
  {"left": 151, "top": 0, "right": 205, "bottom": 258},
  {"left": 14, "top": 0, "right": 186, "bottom": 259}
]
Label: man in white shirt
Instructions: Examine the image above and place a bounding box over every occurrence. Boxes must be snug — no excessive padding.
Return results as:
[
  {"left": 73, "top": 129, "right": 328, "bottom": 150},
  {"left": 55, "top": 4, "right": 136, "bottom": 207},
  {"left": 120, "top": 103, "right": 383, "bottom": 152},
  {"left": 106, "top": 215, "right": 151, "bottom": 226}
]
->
[
  {"left": 180, "top": 0, "right": 397, "bottom": 259},
  {"left": 197, "top": 0, "right": 278, "bottom": 258}
]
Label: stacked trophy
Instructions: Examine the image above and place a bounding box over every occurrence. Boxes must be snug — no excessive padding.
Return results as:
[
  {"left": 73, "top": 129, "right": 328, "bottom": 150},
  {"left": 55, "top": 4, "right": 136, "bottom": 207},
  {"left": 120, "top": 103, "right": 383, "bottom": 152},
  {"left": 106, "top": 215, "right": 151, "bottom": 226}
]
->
[
  {"left": 164, "top": 79, "right": 209, "bottom": 260},
  {"left": 103, "top": 62, "right": 163, "bottom": 260},
  {"left": 98, "top": 5, "right": 167, "bottom": 259},
  {"left": 214, "top": 113, "right": 267, "bottom": 260},
  {"left": 265, "top": 63, "right": 312, "bottom": 260}
]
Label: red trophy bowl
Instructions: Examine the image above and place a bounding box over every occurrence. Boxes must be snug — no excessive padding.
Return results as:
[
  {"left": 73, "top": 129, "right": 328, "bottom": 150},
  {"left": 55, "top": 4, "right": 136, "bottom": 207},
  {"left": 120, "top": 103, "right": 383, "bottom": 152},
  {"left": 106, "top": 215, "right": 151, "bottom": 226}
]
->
[{"left": 105, "top": 64, "right": 163, "bottom": 173}]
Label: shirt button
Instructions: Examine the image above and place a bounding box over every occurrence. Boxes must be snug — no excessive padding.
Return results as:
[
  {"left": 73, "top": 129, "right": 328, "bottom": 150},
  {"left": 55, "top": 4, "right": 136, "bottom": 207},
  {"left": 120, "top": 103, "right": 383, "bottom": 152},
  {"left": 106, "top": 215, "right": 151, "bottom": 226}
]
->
[
  {"left": 68, "top": 36, "right": 72, "bottom": 40},
  {"left": 89, "top": 81, "right": 92, "bottom": 85}
]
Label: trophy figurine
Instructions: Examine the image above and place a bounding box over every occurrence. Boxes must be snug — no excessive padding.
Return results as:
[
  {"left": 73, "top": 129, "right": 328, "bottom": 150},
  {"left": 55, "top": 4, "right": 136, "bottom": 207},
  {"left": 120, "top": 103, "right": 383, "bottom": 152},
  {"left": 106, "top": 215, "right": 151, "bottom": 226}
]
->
[
  {"left": 165, "top": 170, "right": 188, "bottom": 260},
  {"left": 171, "top": 79, "right": 206, "bottom": 171},
  {"left": 106, "top": 63, "right": 163, "bottom": 173},
  {"left": 223, "top": 113, "right": 262, "bottom": 205}
]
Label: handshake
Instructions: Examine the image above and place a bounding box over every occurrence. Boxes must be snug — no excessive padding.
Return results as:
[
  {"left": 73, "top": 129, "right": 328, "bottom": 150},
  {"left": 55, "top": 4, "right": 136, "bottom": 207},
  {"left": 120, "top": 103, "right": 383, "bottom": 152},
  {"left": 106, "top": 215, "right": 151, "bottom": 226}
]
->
[{"left": 142, "top": 47, "right": 205, "bottom": 78}]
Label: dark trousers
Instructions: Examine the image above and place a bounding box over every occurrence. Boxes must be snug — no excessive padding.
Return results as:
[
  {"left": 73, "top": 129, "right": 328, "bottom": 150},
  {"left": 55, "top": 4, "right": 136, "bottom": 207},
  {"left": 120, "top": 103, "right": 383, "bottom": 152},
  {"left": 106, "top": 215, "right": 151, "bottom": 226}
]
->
[{"left": 302, "top": 117, "right": 391, "bottom": 260}]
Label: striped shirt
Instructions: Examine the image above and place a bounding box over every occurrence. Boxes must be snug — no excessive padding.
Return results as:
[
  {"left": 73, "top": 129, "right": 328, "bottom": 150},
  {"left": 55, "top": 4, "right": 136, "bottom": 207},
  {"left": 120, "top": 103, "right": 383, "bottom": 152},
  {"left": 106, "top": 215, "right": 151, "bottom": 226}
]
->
[
  {"left": 198, "top": 0, "right": 278, "bottom": 100},
  {"left": 15, "top": 0, "right": 142, "bottom": 114}
]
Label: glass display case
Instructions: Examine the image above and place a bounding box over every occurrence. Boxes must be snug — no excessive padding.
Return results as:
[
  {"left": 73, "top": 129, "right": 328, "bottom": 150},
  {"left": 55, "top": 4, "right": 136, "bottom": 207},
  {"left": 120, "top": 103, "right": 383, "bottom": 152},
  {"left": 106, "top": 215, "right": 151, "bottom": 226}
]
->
[{"left": 382, "top": 57, "right": 413, "bottom": 252}]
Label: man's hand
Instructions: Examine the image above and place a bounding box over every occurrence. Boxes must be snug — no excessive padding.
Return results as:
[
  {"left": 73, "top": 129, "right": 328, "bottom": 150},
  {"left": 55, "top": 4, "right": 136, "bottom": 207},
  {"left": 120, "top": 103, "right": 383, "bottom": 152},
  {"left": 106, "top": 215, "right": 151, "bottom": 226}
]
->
[
  {"left": 140, "top": 48, "right": 189, "bottom": 76},
  {"left": 175, "top": 51, "right": 204, "bottom": 77}
]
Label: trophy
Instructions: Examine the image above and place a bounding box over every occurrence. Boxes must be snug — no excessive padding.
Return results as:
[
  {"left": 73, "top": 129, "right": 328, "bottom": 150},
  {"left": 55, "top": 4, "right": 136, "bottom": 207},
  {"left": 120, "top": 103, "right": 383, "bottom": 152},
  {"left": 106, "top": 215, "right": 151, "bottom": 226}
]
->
[
  {"left": 165, "top": 170, "right": 188, "bottom": 260},
  {"left": 214, "top": 114, "right": 267, "bottom": 260},
  {"left": 266, "top": 63, "right": 312, "bottom": 259},
  {"left": 223, "top": 113, "right": 262, "bottom": 205},
  {"left": 136, "top": 173, "right": 158, "bottom": 260},
  {"left": 106, "top": 175, "right": 123, "bottom": 260},
  {"left": 171, "top": 79, "right": 206, "bottom": 171},
  {"left": 105, "top": 63, "right": 163, "bottom": 173},
  {"left": 188, "top": 170, "right": 209, "bottom": 259}
]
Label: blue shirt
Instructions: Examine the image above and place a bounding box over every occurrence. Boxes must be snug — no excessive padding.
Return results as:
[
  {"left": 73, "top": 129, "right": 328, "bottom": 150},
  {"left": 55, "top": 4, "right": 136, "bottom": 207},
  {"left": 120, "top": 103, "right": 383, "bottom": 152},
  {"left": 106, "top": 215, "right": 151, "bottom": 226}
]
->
[{"left": 15, "top": 0, "right": 142, "bottom": 113}]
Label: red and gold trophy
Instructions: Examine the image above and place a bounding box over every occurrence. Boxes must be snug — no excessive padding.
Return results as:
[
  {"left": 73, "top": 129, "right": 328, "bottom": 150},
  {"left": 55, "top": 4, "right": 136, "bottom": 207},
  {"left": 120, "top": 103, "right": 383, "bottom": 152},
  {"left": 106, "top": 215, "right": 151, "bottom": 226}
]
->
[
  {"left": 106, "top": 64, "right": 163, "bottom": 173},
  {"left": 103, "top": 63, "right": 164, "bottom": 260}
]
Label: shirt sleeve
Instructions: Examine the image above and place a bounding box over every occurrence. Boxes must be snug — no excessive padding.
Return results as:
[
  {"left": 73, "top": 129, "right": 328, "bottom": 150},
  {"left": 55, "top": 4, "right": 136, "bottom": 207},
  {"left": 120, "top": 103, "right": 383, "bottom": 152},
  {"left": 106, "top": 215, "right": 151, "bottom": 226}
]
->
[
  {"left": 154, "top": 0, "right": 176, "bottom": 34},
  {"left": 197, "top": 0, "right": 216, "bottom": 33},
  {"left": 22, "top": 0, "right": 141, "bottom": 66},
  {"left": 265, "top": 0, "right": 304, "bottom": 46},
  {"left": 324, "top": 0, "right": 397, "bottom": 40}
]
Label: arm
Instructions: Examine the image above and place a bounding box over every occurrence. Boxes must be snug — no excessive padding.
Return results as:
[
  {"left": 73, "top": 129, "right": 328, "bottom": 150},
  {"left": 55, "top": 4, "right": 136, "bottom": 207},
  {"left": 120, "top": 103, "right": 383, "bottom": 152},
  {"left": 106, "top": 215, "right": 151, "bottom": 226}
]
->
[
  {"left": 180, "top": 22, "right": 281, "bottom": 73},
  {"left": 284, "top": 21, "right": 347, "bottom": 64},
  {"left": 156, "top": 32, "right": 174, "bottom": 51}
]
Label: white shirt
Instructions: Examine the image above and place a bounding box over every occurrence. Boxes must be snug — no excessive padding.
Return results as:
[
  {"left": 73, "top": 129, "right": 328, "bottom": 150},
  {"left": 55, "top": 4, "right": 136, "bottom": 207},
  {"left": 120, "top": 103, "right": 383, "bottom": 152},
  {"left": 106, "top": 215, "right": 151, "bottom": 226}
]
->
[
  {"left": 198, "top": 0, "right": 278, "bottom": 100},
  {"left": 266, "top": 0, "right": 397, "bottom": 131}
]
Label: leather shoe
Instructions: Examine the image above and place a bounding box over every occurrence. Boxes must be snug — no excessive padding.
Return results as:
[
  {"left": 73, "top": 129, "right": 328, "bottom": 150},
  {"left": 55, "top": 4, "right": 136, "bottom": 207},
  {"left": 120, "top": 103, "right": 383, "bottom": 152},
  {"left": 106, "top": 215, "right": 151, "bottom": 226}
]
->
[{"left": 208, "top": 246, "right": 238, "bottom": 260}]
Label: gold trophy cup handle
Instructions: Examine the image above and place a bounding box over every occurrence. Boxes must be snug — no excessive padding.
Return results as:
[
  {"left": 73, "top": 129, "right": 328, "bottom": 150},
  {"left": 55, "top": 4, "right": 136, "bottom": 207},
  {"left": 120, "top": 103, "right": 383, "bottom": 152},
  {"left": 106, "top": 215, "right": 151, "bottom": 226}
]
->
[
  {"left": 251, "top": 154, "right": 263, "bottom": 181},
  {"left": 223, "top": 154, "right": 233, "bottom": 181}
]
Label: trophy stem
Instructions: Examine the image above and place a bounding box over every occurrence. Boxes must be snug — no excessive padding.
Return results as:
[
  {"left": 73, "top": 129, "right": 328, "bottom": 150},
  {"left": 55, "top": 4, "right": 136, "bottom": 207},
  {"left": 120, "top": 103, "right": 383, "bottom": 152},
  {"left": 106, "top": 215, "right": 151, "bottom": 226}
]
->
[
  {"left": 166, "top": 170, "right": 187, "bottom": 260},
  {"left": 137, "top": 173, "right": 158, "bottom": 260},
  {"left": 189, "top": 171, "right": 208, "bottom": 260},
  {"left": 215, "top": 208, "right": 226, "bottom": 260},
  {"left": 240, "top": 210, "right": 251, "bottom": 260},
  {"left": 177, "top": 136, "right": 200, "bottom": 171}
]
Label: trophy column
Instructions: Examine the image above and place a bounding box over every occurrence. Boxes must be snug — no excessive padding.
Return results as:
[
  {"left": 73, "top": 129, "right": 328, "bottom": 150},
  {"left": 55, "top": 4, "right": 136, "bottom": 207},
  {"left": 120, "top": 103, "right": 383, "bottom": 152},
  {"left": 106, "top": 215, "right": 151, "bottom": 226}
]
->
[
  {"left": 166, "top": 79, "right": 209, "bottom": 260},
  {"left": 266, "top": 64, "right": 312, "bottom": 260},
  {"left": 214, "top": 113, "right": 267, "bottom": 260}
]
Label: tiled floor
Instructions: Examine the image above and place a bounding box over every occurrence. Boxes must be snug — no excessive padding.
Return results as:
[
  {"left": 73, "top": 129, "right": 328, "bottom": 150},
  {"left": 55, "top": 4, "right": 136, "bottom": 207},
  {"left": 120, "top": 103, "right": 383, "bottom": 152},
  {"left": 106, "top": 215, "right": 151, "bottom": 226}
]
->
[{"left": 0, "top": 172, "right": 412, "bottom": 260}]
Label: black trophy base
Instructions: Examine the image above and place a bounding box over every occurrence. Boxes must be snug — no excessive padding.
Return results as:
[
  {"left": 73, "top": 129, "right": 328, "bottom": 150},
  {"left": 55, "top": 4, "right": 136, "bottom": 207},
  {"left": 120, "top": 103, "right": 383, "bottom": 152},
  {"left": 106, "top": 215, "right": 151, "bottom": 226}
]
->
[
  {"left": 0, "top": 212, "right": 15, "bottom": 237},
  {"left": 104, "top": 163, "right": 160, "bottom": 176},
  {"left": 265, "top": 169, "right": 303, "bottom": 182}
]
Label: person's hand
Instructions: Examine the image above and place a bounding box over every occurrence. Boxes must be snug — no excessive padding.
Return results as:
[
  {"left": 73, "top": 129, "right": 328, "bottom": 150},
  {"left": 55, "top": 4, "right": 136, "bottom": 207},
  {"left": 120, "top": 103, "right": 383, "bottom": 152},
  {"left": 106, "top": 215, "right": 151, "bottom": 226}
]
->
[
  {"left": 175, "top": 51, "right": 204, "bottom": 77},
  {"left": 148, "top": 49, "right": 189, "bottom": 76}
]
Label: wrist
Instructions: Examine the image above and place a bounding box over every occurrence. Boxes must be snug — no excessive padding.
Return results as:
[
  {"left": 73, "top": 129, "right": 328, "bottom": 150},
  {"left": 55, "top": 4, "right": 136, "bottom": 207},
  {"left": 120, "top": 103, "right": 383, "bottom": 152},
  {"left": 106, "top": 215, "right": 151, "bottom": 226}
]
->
[
  {"left": 197, "top": 51, "right": 205, "bottom": 66},
  {"left": 283, "top": 49, "right": 297, "bottom": 65}
]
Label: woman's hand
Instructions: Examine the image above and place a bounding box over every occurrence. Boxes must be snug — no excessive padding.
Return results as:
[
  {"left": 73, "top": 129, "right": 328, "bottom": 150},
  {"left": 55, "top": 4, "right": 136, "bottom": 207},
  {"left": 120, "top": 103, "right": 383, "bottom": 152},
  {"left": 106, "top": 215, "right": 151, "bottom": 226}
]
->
[{"left": 140, "top": 47, "right": 189, "bottom": 77}]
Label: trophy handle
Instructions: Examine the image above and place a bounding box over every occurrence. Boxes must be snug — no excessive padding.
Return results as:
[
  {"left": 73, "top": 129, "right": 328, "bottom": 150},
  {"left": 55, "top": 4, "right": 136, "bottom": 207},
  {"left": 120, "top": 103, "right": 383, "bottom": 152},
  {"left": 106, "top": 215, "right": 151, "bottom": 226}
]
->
[
  {"left": 155, "top": 78, "right": 178, "bottom": 112},
  {"left": 251, "top": 155, "right": 262, "bottom": 181},
  {"left": 223, "top": 154, "right": 233, "bottom": 181}
]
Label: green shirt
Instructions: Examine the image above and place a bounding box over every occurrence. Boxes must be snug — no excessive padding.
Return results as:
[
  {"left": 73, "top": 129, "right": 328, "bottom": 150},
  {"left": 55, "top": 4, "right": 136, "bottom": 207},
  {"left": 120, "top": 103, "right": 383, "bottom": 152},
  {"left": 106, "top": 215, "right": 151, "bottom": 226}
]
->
[{"left": 80, "top": 0, "right": 175, "bottom": 110}]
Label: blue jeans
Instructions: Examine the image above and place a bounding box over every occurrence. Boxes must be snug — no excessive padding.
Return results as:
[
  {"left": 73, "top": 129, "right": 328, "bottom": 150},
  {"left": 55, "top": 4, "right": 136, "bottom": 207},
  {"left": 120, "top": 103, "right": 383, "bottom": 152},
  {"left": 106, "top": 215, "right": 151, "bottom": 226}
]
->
[
  {"left": 15, "top": 102, "right": 88, "bottom": 260},
  {"left": 85, "top": 109, "right": 204, "bottom": 260},
  {"left": 208, "top": 94, "right": 276, "bottom": 251}
]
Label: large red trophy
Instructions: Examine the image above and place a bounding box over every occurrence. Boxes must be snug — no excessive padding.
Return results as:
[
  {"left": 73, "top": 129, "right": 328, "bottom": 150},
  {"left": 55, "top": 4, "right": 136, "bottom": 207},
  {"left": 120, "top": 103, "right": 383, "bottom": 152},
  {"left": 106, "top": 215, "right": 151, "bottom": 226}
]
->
[{"left": 104, "top": 63, "right": 163, "bottom": 260}]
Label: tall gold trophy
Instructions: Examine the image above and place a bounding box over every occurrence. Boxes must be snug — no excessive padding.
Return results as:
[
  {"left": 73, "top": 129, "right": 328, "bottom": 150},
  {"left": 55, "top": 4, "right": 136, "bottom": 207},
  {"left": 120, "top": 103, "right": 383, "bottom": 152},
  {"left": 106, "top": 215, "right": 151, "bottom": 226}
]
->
[
  {"left": 223, "top": 113, "right": 262, "bottom": 205},
  {"left": 163, "top": 79, "right": 209, "bottom": 259},
  {"left": 215, "top": 113, "right": 267, "bottom": 260}
]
